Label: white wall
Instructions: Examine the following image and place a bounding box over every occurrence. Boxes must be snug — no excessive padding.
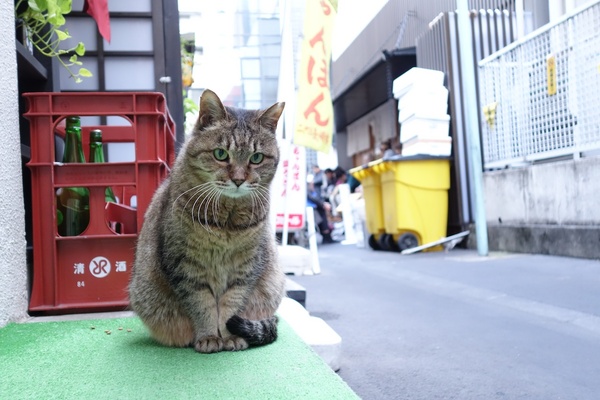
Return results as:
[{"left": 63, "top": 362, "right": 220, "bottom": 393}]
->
[{"left": 0, "top": 2, "right": 28, "bottom": 327}]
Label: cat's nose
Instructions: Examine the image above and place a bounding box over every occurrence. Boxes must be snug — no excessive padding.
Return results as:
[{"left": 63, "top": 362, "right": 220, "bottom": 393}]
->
[{"left": 232, "top": 179, "right": 245, "bottom": 187}]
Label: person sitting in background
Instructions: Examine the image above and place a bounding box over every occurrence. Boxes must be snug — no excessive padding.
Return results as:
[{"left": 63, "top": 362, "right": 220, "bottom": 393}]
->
[
  {"left": 329, "top": 167, "right": 348, "bottom": 218},
  {"left": 334, "top": 167, "right": 347, "bottom": 186},
  {"left": 311, "top": 164, "right": 325, "bottom": 198},
  {"left": 348, "top": 173, "right": 361, "bottom": 193},
  {"left": 322, "top": 168, "right": 336, "bottom": 201},
  {"left": 380, "top": 140, "right": 395, "bottom": 159},
  {"left": 307, "top": 182, "right": 337, "bottom": 244}
]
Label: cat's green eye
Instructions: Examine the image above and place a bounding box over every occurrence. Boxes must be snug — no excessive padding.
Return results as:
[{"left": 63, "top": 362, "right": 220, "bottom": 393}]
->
[
  {"left": 250, "top": 153, "right": 264, "bottom": 164},
  {"left": 213, "top": 148, "right": 228, "bottom": 161}
]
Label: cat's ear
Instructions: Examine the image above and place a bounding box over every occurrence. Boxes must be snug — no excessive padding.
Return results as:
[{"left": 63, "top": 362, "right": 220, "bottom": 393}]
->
[
  {"left": 258, "top": 102, "right": 285, "bottom": 132},
  {"left": 196, "top": 89, "right": 227, "bottom": 130}
]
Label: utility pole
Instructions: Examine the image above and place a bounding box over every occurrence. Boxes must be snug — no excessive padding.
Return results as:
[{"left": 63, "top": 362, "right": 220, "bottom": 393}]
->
[{"left": 456, "top": 0, "right": 489, "bottom": 256}]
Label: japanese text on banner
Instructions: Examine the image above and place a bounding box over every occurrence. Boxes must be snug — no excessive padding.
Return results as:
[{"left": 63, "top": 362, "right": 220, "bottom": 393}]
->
[
  {"left": 294, "top": 0, "right": 336, "bottom": 153},
  {"left": 275, "top": 141, "right": 306, "bottom": 230}
]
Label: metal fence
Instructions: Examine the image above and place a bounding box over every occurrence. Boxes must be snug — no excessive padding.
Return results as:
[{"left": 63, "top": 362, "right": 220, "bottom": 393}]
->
[{"left": 478, "top": 1, "right": 600, "bottom": 169}]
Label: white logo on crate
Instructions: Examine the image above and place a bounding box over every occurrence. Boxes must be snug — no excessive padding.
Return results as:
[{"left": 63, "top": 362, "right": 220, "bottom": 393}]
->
[
  {"left": 115, "top": 261, "right": 127, "bottom": 272},
  {"left": 89, "top": 256, "right": 111, "bottom": 278}
]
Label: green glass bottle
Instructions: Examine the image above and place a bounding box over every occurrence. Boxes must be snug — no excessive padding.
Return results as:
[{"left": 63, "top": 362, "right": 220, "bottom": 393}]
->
[
  {"left": 56, "top": 120, "right": 90, "bottom": 236},
  {"left": 89, "top": 129, "right": 117, "bottom": 203}
]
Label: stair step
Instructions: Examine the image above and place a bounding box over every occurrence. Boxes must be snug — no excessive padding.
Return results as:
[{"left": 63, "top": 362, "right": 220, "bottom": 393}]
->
[{"left": 285, "top": 278, "right": 306, "bottom": 307}]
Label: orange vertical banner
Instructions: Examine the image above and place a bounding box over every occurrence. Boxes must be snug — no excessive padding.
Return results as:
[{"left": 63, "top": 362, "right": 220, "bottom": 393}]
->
[{"left": 294, "top": 0, "right": 336, "bottom": 153}]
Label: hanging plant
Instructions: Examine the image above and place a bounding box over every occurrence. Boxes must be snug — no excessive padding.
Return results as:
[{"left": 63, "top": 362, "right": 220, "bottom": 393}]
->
[{"left": 15, "top": 0, "right": 92, "bottom": 83}]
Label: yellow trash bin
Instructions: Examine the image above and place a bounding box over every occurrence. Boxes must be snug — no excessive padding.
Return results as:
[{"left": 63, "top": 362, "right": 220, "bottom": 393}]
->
[
  {"left": 349, "top": 160, "right": 385, "bottom": 249},
  {"left": 379, "top": 156, "right": 450, "bottom": 252}
]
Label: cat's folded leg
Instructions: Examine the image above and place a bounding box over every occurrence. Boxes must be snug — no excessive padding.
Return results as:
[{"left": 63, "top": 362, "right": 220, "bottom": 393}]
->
[
  {"left": 216, "top": 287, "right": 250, "bottom": 351},
  {"left": 129, "top": 274, "right": 195, "bottom": 348},
  {"left": 176, "top": 289, "right": 223, "bottom": 353}
]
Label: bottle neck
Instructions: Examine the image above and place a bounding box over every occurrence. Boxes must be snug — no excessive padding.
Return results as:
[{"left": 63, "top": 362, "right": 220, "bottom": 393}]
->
[
  {"left": 89, "top": 141, "right": 105, "bottom": 163},
  {"left": 63, "top": 128, "right": 86, "bottom": 163}
]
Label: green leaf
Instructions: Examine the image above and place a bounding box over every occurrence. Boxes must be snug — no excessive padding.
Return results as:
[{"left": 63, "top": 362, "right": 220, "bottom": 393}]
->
[
  {"left": 58, "top": 0, "right": 73, "bottom": 14},
  {"left": 46, "top": 1, "right": 59, "bottom": 21},
  {"left": 74, "top": 42, "right": 85, "bottom": 56},
  {"left": 78, "top": 68, "right": 93, "bottom": 77},
  {"left": 69, "top": 54, "right": 78, "bottom": 63},
  {"left": 55, "top": 29, "right": 70, "bottom": 41},
  {"left": 47, "top": 13, "right": 66, "bottom": 27},
  {"left": 27, "top": 0, "right": 46, "bottom": 13}
]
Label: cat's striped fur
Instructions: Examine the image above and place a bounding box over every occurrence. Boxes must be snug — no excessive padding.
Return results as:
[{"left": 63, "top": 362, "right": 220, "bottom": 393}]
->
[{"left": 129, "top": 89, "right": 286, "bottom": 353}]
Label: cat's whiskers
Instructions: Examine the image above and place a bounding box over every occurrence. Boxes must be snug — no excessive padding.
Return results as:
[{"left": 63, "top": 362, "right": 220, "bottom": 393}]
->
[
  {"left": 247, "top": 186, "right": 269, "bottom": 224},
  {"left": 248, "top": 190, "right": 257, "bottom": 226},
  {"left": 206, "top": 185, "right": 224, "bottom": 230},
  {"left": 209, "top": 186, "right": 223, "bottom": 228},
  {"left": 173, "top": 183, "right": 209, "bottom": 213},
  {"left": 175, "top": 182, "right": 212, "bottom": 229},
  {"left": 197, "top": 185, "right": 219, "bottom": 234},
  {"left": 253, "top": 186, "right": 270, "bottom": 216},
  {"left": 181, "top": 182, "right": 216, "bottom": 233},
  {"left": 175, "top": 179, "right": 270, "bottom": 232},
  {"left": 182, "top": 187, "right": 203, "bottom": 229}
]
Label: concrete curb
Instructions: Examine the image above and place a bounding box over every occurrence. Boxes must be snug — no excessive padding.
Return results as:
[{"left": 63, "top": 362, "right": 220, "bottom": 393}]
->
[{"left": 278, "top": 297, "right": 342, "bottom": 371}]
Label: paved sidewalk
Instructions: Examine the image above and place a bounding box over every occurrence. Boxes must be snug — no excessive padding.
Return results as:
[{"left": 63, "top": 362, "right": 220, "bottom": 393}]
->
[{"left": 292, "top": 244, "right": 600, "bottom": 400}]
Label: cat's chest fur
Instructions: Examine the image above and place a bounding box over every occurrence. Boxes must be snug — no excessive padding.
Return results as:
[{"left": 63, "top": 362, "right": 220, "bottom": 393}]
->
[{"left": 176, "top": 218, "right": 263, "bottom": 294}]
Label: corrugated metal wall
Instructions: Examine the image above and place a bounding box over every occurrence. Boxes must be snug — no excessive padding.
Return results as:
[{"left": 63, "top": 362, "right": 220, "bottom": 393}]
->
[{"left": 331, "top": 0, "right": 517, "bottom": 98}]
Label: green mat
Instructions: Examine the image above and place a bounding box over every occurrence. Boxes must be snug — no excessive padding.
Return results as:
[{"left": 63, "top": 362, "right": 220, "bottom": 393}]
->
[{"left": 0, "top": 317, "right": 358, "bottom": 400}]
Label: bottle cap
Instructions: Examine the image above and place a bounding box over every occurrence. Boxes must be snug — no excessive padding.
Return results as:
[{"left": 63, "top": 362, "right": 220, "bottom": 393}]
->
[
  {"left": 66, "top": 116, "right": 81, "bottom": 127},
  {"left": 90, "top": 129, "right": 103, "bottom": 141}
]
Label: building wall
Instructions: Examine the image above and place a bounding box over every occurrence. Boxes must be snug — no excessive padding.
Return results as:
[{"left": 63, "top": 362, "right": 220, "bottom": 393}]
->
[
  {"left": 346, "top": 99, "right": 397, "bottom": 162},
  {"left": 481, "top": 157, "right": 600, "bottom": 259},
  {"left": 485, "top": 158, "right": 600, "bottom": 225},
  {"left": 0, "top": 2, "right": 28, "bottom": 327}
]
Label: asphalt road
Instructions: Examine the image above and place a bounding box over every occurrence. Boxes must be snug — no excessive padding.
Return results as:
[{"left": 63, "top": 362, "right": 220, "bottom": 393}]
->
[{"left": 292, "top": 244, "right": 600, "bottom": 400}]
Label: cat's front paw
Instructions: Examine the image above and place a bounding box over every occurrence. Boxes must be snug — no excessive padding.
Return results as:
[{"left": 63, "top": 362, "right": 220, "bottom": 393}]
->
[
  {"left": 194, "top": 336, "right": 223, "bottom": 353},
  {"left": 223, "top": 335, "right": 249, "bottom": 351}
]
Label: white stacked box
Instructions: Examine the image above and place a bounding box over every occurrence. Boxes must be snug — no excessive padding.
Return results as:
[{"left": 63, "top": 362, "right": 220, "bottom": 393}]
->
[
  {"left": 401, "top": 133, "right": 452, "bottom": 156},
  {"left": 397, "top": 85, "right": 448, "bottom": 123},
  {"left": 393, "top": 67, "right": 445, "bottom": 99},
  {"left": 399, "top": 113, "right": 450, "bottom": 143},
  {"left": 393, "top": 67, "right": 452, "bottom": 157}
]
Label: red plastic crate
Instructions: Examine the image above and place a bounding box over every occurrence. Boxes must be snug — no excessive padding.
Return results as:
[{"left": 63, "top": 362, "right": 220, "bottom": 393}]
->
[{"left": 23, "top": 92, "right": 176, "bottom": 314}]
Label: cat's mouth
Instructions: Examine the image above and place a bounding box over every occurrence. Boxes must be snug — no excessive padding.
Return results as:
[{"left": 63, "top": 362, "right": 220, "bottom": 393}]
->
[{"left": 222, "top": 182, "right": 249, "bottom": 198}]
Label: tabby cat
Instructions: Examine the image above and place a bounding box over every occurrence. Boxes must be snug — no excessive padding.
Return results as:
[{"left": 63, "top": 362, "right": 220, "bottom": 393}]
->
[{"left": 129, "top": 89, "right": 286, "bottom": 353}]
